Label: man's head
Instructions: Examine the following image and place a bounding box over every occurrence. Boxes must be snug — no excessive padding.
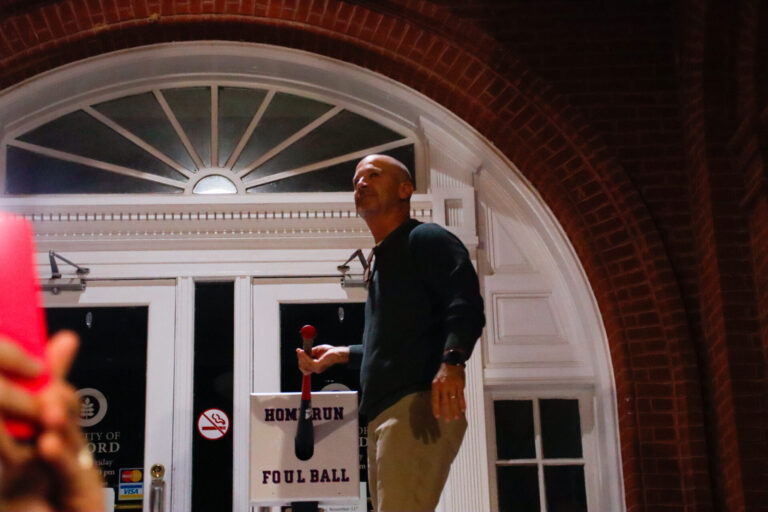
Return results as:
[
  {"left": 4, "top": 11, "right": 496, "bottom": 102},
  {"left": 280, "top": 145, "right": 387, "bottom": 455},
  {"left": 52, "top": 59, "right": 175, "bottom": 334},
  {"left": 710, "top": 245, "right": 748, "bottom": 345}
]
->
[{"left": 353, "top": 155, "right": 414, "bottom": 224}]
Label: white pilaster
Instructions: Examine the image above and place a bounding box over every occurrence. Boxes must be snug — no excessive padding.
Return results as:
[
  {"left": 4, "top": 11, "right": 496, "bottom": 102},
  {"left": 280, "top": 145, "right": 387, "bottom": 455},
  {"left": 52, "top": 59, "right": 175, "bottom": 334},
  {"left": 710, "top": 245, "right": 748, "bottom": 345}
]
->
[
  {"left": 171, "top": 277, "right": 195, "bottom": 512},
  {"left": 233, "top": 276, "right": 253, "bottom": 512},
  {"left": 439, "top": 349, "right": 491, "bottom": 512}
]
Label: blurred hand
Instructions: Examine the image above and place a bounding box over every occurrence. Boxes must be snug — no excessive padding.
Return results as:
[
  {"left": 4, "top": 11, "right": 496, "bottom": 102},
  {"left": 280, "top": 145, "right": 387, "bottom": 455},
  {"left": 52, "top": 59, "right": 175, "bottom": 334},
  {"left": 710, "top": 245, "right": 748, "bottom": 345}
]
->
[
  {"left": 296, "top": 344, "right": 350, "bottom": 375},
  {"left": 0, "top": 331, "right": 104, "bottom": 512}
]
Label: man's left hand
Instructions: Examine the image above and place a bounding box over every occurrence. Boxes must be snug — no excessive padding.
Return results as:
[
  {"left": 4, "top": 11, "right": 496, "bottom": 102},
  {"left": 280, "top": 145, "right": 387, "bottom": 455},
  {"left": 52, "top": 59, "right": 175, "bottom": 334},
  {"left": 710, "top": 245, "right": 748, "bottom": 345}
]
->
[{"left": 431, "top": 363, "right": 466, "bottom": 421}]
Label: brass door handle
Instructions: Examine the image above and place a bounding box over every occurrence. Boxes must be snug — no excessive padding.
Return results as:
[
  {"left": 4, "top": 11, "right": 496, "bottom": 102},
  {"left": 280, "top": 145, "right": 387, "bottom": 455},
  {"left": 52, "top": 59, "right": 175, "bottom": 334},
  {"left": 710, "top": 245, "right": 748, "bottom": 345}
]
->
[{"left": 149, "top": 464, "right": 165, "bottom": 512}]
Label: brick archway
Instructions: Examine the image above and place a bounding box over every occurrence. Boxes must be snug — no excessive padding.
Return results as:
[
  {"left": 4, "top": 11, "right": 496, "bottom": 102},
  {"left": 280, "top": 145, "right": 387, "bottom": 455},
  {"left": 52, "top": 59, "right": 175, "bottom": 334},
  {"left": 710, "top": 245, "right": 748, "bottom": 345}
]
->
[{"left": 0, "top": 2, "right": 709, "bottom": 510}]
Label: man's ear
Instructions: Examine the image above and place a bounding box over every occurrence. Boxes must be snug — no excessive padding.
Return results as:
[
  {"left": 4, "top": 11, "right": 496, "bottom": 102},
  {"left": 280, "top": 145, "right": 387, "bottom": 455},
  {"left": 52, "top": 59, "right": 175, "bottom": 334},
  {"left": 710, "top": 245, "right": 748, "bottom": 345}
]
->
[{"left": 398, "top": 180, "right": 414, "bottom": 200}]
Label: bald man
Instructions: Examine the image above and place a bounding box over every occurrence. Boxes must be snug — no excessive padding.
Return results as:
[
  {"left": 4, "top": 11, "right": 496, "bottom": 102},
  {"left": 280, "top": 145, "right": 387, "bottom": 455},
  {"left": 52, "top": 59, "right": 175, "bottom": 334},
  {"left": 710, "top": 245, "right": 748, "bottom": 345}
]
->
[{"left": 298, "top": 155, "right": 485, "bottom": 511}]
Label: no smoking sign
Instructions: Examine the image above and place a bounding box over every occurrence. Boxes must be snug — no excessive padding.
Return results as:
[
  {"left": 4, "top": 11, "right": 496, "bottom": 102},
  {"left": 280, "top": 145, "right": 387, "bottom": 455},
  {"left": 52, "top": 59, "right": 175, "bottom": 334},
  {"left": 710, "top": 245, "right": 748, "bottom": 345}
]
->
[{"left": 197, "top": 408, "right": 230, "bottom": 440}]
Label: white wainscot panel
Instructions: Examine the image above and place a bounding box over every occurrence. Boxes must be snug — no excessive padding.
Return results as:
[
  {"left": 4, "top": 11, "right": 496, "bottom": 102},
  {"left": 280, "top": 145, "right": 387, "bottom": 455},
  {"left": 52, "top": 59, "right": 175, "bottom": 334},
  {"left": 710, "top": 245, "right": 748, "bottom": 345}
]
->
[
  {"left": 486, "top": 205, "right": 535, "bottom": 274},
  {"left": 494, "top": 294, "right": 564, "bottom": 346},
  {"left": 482, "top": 274, "right": 590, "bottom": 380}
]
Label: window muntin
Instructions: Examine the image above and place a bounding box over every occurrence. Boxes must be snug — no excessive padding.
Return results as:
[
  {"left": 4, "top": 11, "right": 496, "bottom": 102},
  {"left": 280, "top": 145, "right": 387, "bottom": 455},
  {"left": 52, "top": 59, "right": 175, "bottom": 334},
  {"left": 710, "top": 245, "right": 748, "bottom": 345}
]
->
[
  {"left": 3, "top": 85, "right": 416, "bottom": 195},
  {"left": 493, "top": 398, "right": 588, "bottom": 512},
  {"left": 93, "top": 91, "right": 198, "bottom": 171}
]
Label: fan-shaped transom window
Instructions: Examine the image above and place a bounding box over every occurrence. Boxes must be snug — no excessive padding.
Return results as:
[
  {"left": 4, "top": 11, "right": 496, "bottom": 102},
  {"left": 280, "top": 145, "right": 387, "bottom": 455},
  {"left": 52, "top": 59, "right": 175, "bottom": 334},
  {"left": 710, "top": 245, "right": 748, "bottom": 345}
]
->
[{"left": 3, "top": 86, "right": 416, "bottom": 195}]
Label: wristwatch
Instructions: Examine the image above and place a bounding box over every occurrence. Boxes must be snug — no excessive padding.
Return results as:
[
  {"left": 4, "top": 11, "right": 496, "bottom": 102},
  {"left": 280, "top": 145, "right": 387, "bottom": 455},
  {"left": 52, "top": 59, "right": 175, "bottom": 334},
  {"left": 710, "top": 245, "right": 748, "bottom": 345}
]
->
[{"left": 441, "top": 349, "right": 467, "bottom": 367}]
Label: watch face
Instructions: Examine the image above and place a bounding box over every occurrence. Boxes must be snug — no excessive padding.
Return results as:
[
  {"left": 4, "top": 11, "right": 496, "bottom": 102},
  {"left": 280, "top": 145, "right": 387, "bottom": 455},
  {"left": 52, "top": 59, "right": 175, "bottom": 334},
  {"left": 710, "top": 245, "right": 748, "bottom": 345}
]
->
[{"left": 443, "top": 350, "right": 466, "bottom": 366}]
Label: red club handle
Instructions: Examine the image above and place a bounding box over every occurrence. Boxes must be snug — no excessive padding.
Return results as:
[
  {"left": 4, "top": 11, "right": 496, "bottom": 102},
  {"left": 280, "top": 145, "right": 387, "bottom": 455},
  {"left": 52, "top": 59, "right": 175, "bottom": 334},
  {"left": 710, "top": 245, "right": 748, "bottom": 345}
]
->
[
  {"left": 299, "top": 325, "right": 316, "bottom": 400},
  {"left": 300, "top": 324, "right": 315, "bottom": 353}
]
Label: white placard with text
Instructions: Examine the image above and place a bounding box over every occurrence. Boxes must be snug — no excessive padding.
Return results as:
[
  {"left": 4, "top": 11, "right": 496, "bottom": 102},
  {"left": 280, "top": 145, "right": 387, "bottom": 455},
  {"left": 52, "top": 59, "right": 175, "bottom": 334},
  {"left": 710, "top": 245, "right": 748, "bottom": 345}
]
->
[{"left": 250, "top": 391, "right": 359, "bottom": 504}]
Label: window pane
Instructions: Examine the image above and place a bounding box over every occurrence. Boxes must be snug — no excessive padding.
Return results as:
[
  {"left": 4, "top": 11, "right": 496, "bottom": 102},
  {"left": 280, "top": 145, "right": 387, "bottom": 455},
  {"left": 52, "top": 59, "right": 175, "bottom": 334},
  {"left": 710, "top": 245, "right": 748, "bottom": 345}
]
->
[
  {"left": 163, "top": 87, "right": 212, "bottom": 167},
  {"left": 247, "top": 144, "right": 415, "bottom": 193},
  {"left": 17, "top": 110, "right": 187, "bottom": 181},
  {"left": 497, "top": 465, "right": 539, "bottom": 512},
  {"left": 92, "top": 92, "right": 197, "bottom": 172},
  {"left": 246, "top": 158, "right": 357, "bottom": 193},
  {"left": 382, "top": 144, "right": 416, "bottom": 185},
  {"left": 233, "top": 92, "right": 334, "bottom": 172},
  {"left": 494, "top": 400, "right": 535, "bottom": 459},
  {"left": 243, "top": 109, "right": 405, "bottom": 181},
  {"left": 218, "top": 87, "right": 268, "bottom": 166},
  {"left": 540, "top": 399, "right": 582, "bottom": 458},
  {"left": 544, "top": 465, "right": 587, "bottom": 512},
  {"left": 193, "top": 175, "right": 237, "bottom": 195},
  {"left": 6, "top": 146, "right": 183, "bottom": 194}
]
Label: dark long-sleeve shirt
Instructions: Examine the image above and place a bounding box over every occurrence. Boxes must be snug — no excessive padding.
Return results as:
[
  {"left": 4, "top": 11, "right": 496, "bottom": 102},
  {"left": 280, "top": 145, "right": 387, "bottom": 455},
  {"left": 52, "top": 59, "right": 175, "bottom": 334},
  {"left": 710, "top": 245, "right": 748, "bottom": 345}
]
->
[{"left": 348, "top": 218, "right": 485, "bottom": 421}]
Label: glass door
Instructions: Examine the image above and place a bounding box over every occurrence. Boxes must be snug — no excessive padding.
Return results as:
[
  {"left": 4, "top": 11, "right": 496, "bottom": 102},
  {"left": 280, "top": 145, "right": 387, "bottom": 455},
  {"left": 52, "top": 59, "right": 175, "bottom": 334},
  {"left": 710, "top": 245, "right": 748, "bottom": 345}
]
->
[
  {"left": 44, "top": 281, "right": 176, "bottom": 512},
  {"left": 239, "top": 279, "right": 365, "bottom": 512}
]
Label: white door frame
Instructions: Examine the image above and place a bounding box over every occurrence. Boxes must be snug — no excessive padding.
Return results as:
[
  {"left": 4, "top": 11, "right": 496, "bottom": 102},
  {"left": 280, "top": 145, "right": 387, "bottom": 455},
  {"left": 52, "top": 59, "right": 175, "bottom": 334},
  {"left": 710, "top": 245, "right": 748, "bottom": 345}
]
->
[{"left": 45, "top": 280, "right": 177, "bottom": 512}]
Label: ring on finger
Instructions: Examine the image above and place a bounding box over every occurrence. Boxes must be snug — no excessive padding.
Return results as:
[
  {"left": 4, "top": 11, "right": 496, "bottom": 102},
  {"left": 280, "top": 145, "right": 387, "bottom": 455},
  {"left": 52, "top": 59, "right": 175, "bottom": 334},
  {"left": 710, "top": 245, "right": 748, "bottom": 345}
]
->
[{"left": 77, "top": 446, "right": 94, "bottom": 470}]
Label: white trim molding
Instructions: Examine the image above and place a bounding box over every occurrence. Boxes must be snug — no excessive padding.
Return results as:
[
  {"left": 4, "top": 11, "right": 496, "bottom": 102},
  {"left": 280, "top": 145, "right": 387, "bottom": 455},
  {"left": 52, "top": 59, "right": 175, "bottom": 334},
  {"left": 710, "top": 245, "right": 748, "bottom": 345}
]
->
[{"left": 0, "top": 194, "right": 433, "bottom": 251}]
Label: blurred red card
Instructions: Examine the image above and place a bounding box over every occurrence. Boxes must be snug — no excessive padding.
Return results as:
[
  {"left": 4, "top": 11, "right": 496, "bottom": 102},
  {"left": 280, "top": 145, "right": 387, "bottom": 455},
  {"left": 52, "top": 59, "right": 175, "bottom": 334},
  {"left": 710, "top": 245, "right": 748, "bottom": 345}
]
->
[{"left": 0, "top": 211, "right": 50, "bottom": 439}]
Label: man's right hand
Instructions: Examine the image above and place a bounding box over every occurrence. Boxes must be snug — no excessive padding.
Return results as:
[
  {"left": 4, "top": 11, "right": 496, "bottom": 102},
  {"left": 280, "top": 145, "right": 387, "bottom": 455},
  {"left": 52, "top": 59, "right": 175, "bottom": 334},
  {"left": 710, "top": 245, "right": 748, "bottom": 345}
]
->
[{"left": 296, "top": 344, "right": 349, "bottom": 375}]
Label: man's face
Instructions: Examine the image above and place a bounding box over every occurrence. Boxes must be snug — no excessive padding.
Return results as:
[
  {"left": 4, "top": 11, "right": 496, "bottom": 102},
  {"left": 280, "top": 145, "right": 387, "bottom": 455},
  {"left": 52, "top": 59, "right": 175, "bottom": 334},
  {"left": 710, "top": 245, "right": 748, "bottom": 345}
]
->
[{"left": 353, "top": 156, "right": 409, "bottom": 218}]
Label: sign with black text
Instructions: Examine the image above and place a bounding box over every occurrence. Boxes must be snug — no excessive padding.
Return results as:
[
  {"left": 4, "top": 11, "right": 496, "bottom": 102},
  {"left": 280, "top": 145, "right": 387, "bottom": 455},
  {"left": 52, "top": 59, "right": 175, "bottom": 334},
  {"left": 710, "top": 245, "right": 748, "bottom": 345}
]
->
[{"left": 250, "top": 392, "right": 359, "bottom": 504}]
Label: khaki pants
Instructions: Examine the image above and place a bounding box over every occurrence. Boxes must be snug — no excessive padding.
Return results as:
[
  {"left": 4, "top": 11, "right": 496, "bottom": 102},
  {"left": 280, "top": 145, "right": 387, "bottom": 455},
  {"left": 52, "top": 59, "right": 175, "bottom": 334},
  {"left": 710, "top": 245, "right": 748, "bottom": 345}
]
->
[{"left": 366, "top": 391, "right": 467, "bottom": 512}]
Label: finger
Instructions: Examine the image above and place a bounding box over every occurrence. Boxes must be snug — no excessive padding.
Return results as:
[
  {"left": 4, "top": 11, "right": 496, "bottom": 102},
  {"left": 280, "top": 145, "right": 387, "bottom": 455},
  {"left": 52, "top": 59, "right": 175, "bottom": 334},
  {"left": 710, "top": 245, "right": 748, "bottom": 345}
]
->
[
  {"left": 296, "top": 349, "right": 311, "bottom": 374},
  {"left": 38, "top": 410, "right": 93, "bottom": 485},
  {"left": 436, "top": 385, "right": 462, "bottom": 421},
  {"left": 448, "top": 391, "right": 461, "bottom": 420},
  {"left": 38, "top": 381, "right": 77, "bottom": 430},
  {"left": 439, "top": 387, "right": 455, "bottom": 420},
  {"left": 297, "top": 349, "right": 326, "bottom": 374},
  {"left": 0, "top": 337, "right": 42, "bottom": 378},
  {"left": 0, "top": 378, "right": 39, "bottom": 420},
  {"left": 310, "top": 345, "right": 331, "bottom": 358},
  {"left": 45, "top": 331, "right": 79, "bottom": 379},
  {"left": 0, "top": 417, "right": 35, "bottom": 466}
]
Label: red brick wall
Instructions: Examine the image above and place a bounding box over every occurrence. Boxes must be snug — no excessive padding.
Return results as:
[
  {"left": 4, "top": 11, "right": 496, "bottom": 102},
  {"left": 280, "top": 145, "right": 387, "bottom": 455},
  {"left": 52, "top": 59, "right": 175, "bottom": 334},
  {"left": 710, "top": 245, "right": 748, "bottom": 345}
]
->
[
  {"left": 729, "top": 1, "right": 768, "bottom": 510},
  {"left": 2, "top": 1, "right": 767, "bottom": 511}
]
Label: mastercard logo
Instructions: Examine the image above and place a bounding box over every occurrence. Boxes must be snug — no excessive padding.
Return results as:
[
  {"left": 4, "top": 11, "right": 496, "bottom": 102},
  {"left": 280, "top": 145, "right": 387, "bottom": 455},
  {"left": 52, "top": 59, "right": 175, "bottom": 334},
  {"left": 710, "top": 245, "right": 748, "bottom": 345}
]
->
[{"left": 121, "top": 469, "right": 142, "bottom": 482}]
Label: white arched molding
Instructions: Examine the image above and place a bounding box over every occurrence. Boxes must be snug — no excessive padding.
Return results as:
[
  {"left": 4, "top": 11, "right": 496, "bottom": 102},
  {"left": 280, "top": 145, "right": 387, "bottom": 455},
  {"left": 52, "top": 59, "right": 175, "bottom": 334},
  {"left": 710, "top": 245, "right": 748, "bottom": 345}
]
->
[
  {"left": 474, "top": 160, "right": 625, "bottom": 511},
  {"left": 0, "top": 42, "right": 623, "bottom": 512}
]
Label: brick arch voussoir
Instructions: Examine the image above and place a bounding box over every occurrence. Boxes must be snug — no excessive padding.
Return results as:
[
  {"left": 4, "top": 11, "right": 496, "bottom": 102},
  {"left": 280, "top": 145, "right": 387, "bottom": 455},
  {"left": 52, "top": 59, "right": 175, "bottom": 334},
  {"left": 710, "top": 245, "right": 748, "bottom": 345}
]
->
[{"left": 0, "top": 2, "right": 705, "bottom": 509}]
